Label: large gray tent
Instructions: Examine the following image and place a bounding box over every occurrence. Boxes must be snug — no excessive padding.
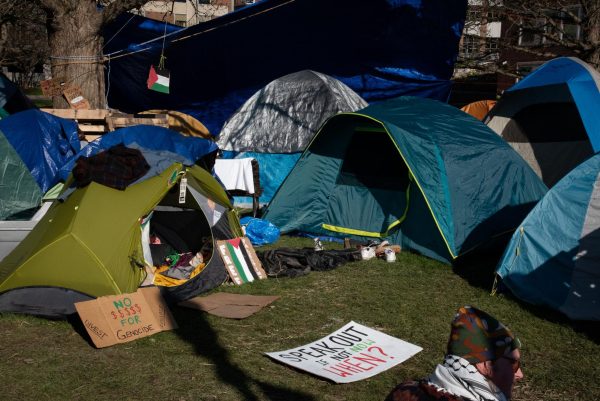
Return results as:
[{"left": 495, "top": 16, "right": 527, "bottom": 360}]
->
[
  {"left": 218, "top": 70, "right": 368, "bottom": 153},
  {"left": 217, "top": 70, "right": 368, "bottom": 203}
]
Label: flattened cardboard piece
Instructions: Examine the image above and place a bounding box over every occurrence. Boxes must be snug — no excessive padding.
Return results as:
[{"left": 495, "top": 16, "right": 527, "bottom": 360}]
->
[
  {"left": 179, "top": 292, "right": 280, "bottom": 319},
  {"left": 75, "top": 287, "right": 177, "bottom": 348},
  {"left": 62, "top": 84, "right": 90, "bottom": 110},
  {"left": 216, "top": 237, "right": 267, "bottom": 285},
  {"left": 266, "top": 321, "right": 423, "bottom": 383},
  {"left": 40, "top": 79, "right": 64, "bottom": 96}
]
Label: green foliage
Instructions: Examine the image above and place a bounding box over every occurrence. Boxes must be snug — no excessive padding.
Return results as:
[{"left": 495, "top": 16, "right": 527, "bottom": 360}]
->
[{"left": 0, "top": 236, "right": 598, "bottom": 400}]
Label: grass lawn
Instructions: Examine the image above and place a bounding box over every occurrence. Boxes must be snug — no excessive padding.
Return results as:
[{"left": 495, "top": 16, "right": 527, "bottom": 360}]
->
[{"left": 1, "top": 235, "right": 598, "bottom": 401}]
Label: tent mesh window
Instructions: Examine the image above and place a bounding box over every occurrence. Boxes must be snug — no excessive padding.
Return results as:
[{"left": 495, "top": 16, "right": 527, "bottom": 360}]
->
[{"left": 338, "top": 129, "right": 409, "bottom": 190}]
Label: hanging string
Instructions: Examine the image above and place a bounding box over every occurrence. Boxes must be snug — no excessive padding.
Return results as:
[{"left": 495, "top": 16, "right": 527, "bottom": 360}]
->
[
  {"left": 105, "top": 55, "right": 111, "bottom": 109},
  {"left": 157, "top": 2, "right": 174, "bottom": 69},
  {"left": 104, "top": 0, "right": 296, "bottom": 61},
  {"left": 103, "top": 13, "right": 137, "bottom": 50}
]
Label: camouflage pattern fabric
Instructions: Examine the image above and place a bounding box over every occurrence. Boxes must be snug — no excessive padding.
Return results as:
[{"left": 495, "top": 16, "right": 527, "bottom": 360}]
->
[{"left": 446, "top": 306, "right": 521, "bottom": 364}]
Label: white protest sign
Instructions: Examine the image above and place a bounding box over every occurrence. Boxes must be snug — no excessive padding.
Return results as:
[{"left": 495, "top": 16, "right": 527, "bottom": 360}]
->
[{"left": 265, "top": 321, "right": 422, "bottom": 383}]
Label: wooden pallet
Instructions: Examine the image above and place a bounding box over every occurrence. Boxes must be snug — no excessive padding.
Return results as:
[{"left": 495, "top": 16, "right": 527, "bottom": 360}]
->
[{"left": 42, "top": 109, "right": 169, "bottom": 141}]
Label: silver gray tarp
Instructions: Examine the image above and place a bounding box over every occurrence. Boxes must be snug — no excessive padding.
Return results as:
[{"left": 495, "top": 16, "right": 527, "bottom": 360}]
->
[{"left": 218, "top": 70, "right": 368, "bottom": 153}]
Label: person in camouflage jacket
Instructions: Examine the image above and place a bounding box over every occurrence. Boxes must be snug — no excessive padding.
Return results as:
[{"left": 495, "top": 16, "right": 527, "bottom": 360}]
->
[{"left": 385, "top": 306, "right": 523, "bottom": 401}]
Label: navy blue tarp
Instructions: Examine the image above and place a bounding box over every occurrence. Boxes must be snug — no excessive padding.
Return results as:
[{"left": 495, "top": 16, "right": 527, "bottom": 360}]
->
[
  {"left": 58, "top": 125, "right": 218, "bottom": 181},
  {"left": 0, "top": 109, "right": 80, "bottom": 193},
  {"left": 104, "top": 0, "right": 467, "bottom": 135}
]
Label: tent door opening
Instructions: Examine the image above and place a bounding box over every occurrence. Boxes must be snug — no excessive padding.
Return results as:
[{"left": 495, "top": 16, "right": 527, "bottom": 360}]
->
[
  {"left": 142, "top": 180, "right": 223, "bottom": 287},
  {"left": 322, "top": 127, "right": 411, "bottom": 238}
]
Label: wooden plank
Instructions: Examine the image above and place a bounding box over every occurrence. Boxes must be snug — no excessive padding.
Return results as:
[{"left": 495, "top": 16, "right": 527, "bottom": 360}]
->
[
  {"left": 42, "top": 109, "right": 109, "bottom": 120},
  {"left": 107, "top": 116, "right": 169, "bottom": 131},
  {"left": 84, "top": 135, "right": 102, "bottom": 142},
  {"left": 77, "top": 125, "right": 106, "bottom": 133}
]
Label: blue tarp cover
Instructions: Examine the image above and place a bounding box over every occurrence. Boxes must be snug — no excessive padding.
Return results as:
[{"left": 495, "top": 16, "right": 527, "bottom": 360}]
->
[
  {"left": 0, "top": 109, "right": 80, "bottom": 193},
  {"left": 104, "top": 0, "right": 467, "bottom": 134},
  {"left": 59, "top": 125, "right": 218, "bottom": 180}
]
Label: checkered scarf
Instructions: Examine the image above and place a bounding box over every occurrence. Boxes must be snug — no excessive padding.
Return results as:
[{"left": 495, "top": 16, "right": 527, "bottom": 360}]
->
[{"left": 427, "top": 355, "right": 508, "bottom": 401}]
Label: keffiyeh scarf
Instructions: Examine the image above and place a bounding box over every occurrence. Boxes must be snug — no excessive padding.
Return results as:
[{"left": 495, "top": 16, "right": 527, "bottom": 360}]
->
[{"left": 426, "top": 355, "right": 508, "bottom": 401}]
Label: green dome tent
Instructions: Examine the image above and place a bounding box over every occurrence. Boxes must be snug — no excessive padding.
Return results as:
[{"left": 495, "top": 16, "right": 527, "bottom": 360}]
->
[
  {"left": 263, "top": 97, "right": 548, "bottom": 263},
  {"left": 0, "top": 159, "right": 242, "bottom": 318}
]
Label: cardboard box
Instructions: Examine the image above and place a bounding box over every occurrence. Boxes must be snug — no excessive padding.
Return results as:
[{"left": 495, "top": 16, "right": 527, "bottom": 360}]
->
[{"left": 75, "top": 287, "right": 177, "bottom": 348}]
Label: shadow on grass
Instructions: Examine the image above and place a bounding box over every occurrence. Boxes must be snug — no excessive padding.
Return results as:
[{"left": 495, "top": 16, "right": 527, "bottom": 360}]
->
[
  {"left": 452, "top": 237, "right": 507, "bottom": 290},
  {"left": 171, "top": 306, "right": 316, "bottom": 401}
]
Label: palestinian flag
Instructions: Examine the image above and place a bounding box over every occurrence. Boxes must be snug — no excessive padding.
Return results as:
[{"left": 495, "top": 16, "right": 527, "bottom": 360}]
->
[
  {"left": 217, "top": 237, "right": 266, "bottom": 285},
  {"left": 147, "top": 65, "right": 170, "bottom": 94}
]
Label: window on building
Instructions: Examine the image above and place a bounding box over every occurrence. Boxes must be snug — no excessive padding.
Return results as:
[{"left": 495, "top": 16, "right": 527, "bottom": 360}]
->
[
  {"left": 562, "top": 5, "right": 582, "bottom": 41},
  {"left": 516, "top": 61, "right": 544, "bottom": 79},
  {"left": 486, "top": 10, "right": 500, "bottom": 21},
  {"left": 467, "top": 9, "right": 480, "bottom": 21},
  {"left": 485, "top": 37, "right": 499, "bottom": 60},
  {"left": 519, "top": 18, "right": 544, "bottom": 46},
  {"left": 174, "top": 13, "right": 187, "bottom": 27},
  {"left": 460, "top": 35, "right": 480, "bottom": 59},
  {"left": 519, "top": 5, "right": 582, "bottom": 46}
]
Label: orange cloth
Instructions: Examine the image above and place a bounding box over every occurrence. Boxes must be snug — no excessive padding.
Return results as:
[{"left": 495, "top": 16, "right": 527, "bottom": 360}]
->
[{"left": 460, "top": 100, "right": 497, "bottom": 121}]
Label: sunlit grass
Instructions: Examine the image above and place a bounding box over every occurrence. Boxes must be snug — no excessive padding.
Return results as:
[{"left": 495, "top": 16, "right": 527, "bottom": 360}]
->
[{"left": 0, "top": 235, "right": 598, "bottom": 400}]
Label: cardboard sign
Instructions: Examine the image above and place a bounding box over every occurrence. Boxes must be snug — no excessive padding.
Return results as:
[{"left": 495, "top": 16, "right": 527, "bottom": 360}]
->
[
  {"left": 63, "top": 84, "right": 90, "bottom": 110},
  {"left": 179, "top": 292, "right": 280, "bottom": 319},
  {"left": 40, "top": 79, "right": 64, "bottom": 96},
  {"left": 265, "top": 321, "right": 422, "bottom": 383},
  {"left": 75, "top": 287, "right": 178, "bottom": 348},
  {"left": 216, "top": 237, "right": 267, "bottom": 285}
]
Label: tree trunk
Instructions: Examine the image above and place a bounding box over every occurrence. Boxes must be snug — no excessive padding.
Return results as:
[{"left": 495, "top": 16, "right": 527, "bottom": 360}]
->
[
  {"left": 585, "top": 4, "right": 600, "bottom": 69},
  {"left": 47, "top": 1, "right": 104, "bottom": 109}
]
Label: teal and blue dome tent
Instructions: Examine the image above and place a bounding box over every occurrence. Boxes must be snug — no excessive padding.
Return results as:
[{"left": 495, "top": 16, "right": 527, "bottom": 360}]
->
[
  {"left": 485, "top": 57, "right": 600, "bottom": 188},
  {"left": 263, "top": 97, "right": 548, "bottom": 264},
  {"left": 496, "top": 153, "right": 600, "bottom": 321}
]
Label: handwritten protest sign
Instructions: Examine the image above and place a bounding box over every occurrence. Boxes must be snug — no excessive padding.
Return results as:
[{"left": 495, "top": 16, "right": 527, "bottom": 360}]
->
[
  {"left": 265, "top": 321, "right": 422, "bottom": 383},
  {"left": 40, "top": 78, "right": 64, "bottom": 96},
  {"left": 75, "top": 287, "right": 177, "bottom": 348},
  {"left": 62, "top": 84, "right": 90, "bottom": 110}
]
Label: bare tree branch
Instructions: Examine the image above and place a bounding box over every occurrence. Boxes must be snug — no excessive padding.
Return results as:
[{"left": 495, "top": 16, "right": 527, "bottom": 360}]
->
[{"left": 102, "top": 0, "right": 150, "bottom": 25}]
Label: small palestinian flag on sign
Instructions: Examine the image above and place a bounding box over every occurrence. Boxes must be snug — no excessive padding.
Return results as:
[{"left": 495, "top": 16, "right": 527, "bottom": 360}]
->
[
  {"left": 217, "top": 237, "right": 267, "bottom": 285},
  {"left": 147, "top": 65, "right": 170, "bottom": 94}
]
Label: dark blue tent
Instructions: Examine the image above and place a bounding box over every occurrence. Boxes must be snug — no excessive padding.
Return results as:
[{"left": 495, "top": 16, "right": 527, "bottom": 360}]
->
[{"left": 104, "top": 0, "right": 467, "bottom": 134}]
